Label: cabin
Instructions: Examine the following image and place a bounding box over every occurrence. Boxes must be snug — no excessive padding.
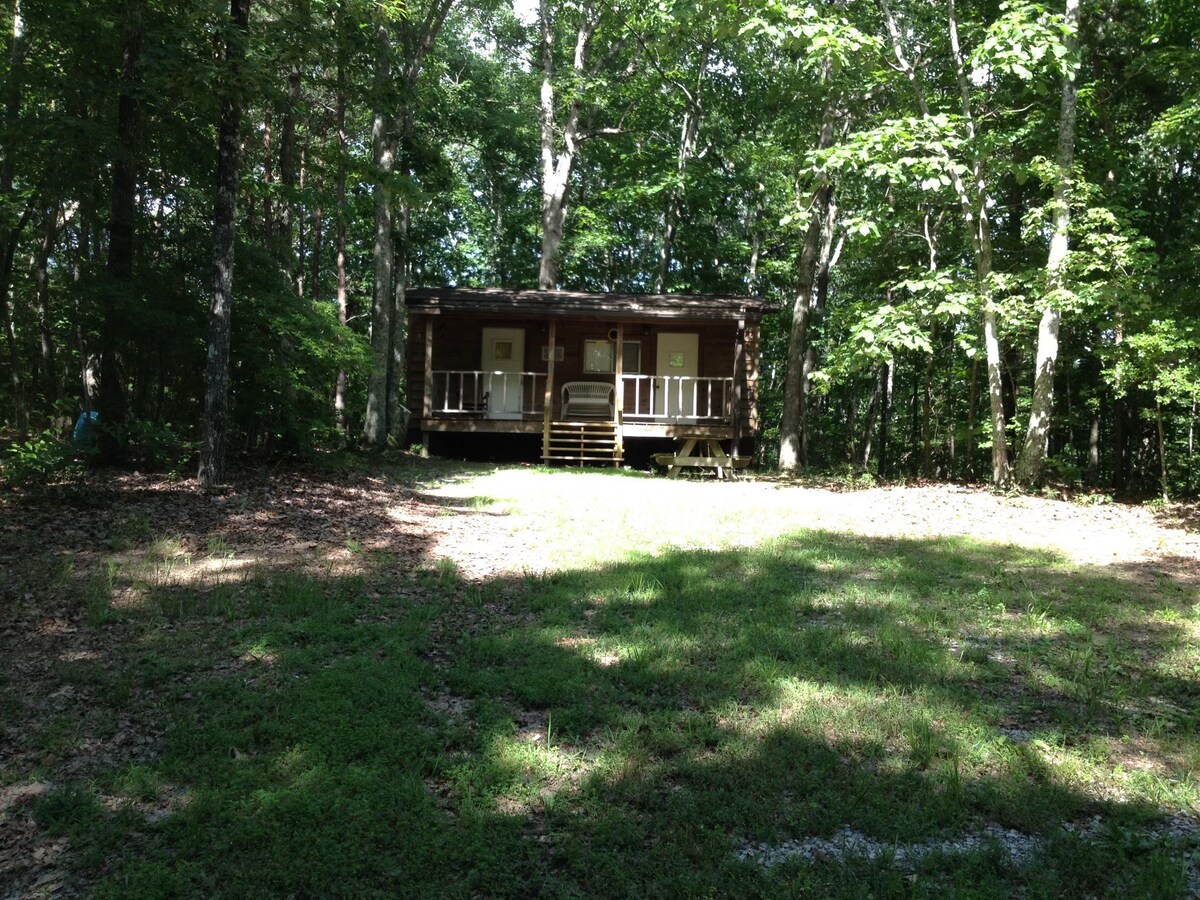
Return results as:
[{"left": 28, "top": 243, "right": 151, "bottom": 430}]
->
[{"left": 405, "top": 287, "right": 777, "bottom": 466}]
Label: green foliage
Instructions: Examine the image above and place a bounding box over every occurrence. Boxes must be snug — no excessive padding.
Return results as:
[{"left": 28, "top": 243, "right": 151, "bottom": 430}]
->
[
  {"left": 1, "top": 431, "right": 76, "bottom": 485},
  {"left": 228, "top": 244, "right": 370, "bottom": 451},
  {"left": 970, "top": 1, "right": 1079, "bottom": 84}
]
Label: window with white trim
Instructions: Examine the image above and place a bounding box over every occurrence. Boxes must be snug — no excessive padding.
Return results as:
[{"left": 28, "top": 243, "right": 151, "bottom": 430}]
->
[{"left": 583, "top": 339, "right": 641, "bottom": 374}]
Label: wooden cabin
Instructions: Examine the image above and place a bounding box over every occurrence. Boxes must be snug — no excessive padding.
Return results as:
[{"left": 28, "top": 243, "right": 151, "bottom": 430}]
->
[{"left": 405, "top": 287, "right": 777, "bottom": 466}]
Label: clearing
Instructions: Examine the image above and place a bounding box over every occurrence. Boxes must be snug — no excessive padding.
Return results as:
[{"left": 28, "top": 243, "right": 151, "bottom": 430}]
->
[{"left": 1, "top": 460, "right": 1198, "bottom": 897}]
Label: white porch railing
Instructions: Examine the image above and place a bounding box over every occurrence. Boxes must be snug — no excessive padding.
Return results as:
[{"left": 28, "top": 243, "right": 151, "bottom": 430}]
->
[
  {"left": 620, "top": 375, "right": 733, "bottom": 422},
  {"left": 431, "top": 370, "right": 546, "bottom": 417}
]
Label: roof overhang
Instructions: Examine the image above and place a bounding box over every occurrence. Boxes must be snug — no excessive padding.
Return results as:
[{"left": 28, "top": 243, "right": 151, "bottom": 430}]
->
[{"left": 405, "top": 287, "right": 779, "bottom": 322}]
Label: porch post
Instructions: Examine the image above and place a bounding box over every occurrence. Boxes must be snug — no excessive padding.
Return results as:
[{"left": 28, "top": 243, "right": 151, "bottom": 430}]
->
[
  {"left": 543, "top": 319, "right": 556, "bottom": 459},
  {"left": 732, "top": 316, "right": 745, "bottom": 457},
  {"left": 613, "top": 323, "right": 624, "bottom": 466},
  {"left": 422, "top": 318, "right": 434, "bottom": 418},
  {"left": 422, "top": 317, "right": 434, "bottom": 453}
]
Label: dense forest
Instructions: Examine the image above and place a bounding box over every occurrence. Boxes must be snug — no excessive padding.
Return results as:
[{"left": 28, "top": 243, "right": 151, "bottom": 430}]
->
[{"left": 0, "top": 0, "right": 1197, "bottom": 494}]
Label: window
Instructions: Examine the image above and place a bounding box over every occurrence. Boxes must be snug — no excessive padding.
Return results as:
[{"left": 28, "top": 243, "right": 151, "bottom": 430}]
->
[{"left": 583, "top": 340, "right": 641, "bottom": 374}]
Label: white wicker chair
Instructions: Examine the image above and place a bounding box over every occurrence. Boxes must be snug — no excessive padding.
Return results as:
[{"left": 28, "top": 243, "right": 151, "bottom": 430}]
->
[{"left": 561, "top": 382, "right": 615, "bottom": 419}]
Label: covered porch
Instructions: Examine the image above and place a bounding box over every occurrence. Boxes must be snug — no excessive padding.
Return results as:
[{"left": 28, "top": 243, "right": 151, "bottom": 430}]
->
[{"left": 405, "top": 288, "right": 773, "bottom": 465}]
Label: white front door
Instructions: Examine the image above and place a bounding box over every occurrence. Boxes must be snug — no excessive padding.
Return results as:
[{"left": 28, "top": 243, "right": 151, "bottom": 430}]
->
[
  {"left": 481, "top": 327, "right": 525, "bottom": 418},
  {"left": 655, "top": 332, "right": 699, "bottom": 419}
]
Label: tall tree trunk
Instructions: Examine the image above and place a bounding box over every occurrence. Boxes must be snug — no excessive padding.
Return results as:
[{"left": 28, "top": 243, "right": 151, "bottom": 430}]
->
[
  {"left": 198, "top": 0, "right": 250, "bottom": 489},
  {"left": 538, "top": 0, "right": 595, "bottom": 290},
  {"left": 1, "top": 208, "right": 29, "bottom": 434},
  {"left": 965, "top": 357, "right": 979, "bottom": 480},
  {"left": 777, "top": 174, "right": 834, "bottom": 472},
  {"left": 878, "top": 361, "right": 893, "bottom": 478},
  {"left": 261, "top": 109, "right": 274, "bottom": 240},
  {"left": 799, "top": 191, "right": 839, "bottom": 467},
  {"left": 0, "top": 0, "right": 27, "bottom": 435},
  {"left": 747, "top": 198, "right": 762, "bottom": 295},
  {"left": 387, "top": 91, "right": 415, "bottom": 443},
  {"left": 278, "top": 67, "right": 301, "bottom": 279},
  {"left": 1088, "top": 410, "right": 1101, "bottom": 485},
  {"left": 99, "top": 0, "right": 144, "bottom": 464},
  {"left": 654, "top": 48, "right": 709, "bottom": 293},
  {"left": 361, "top": 1, "right": 453, "bottom": 445},
  {"left": 362, "top": 18, "right": 395, "bottom": 447},
  {"left": 882, "top": 0, "right": 1008, "bottom": 484},
  {"left": 1155, "top": 400, "right": 1168, "bottom": 502},
  {"left": 860, "top": 370, "right": 881, "bottom": 472},
  {"left": 333, "top": 35, "right": 349, "bottom": 433},
  {"left": 308, "top": 124, "right": 325, "bottom": 301},
  {"left": 921, "top": 351, "right": 934, "bottom": 475},
  {"left": 1016, "top": 0, "right": 1080, "bottom": 485}
]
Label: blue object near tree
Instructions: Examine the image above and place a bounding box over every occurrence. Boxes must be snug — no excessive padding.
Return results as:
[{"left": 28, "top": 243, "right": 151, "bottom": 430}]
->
[{"left": 73, "top": 411, "right": 100, "bottom": 447}]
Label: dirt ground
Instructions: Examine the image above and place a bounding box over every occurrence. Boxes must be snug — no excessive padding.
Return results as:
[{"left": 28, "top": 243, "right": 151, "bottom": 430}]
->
[{"left": 1, "top": 464, "right": 1197, "bottom": 895}]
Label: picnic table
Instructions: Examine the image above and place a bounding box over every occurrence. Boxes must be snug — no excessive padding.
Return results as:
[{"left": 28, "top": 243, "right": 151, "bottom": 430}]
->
[{"left": 653, "top": 436, "right": 751, "bottom": 479}]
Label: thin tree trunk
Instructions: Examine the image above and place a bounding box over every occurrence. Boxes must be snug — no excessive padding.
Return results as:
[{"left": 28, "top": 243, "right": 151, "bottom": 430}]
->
[
  {"left": 261, "top": 109, "right": 274, "bottom": 241},
  {"left": 966, "top": 357, "right": 979, "bottom": 480},
  {"left": 878, "top": 361, "right": 893, "bottom": 478},
  {"left": 1156, "top": 400, "right": 1169, "bottom": 501},
  {"left": 860, "top": 370, "right": 881, "bottom": 472},
  {"left": 654, "top": 48, "right": 709, "bottom": 293},
  {"left": 921, "top": 351, "right": 934, "bottom": 475},
  {"left": 333, "top": 41, "right": 349, "bottom": 433},
  {"left": 1189, "top": 397, "right": 1196, "bottom": 461},
  {"left": 387, "top": 189, "right": 410, "bottom": 443},
  {"left": 278, "top": 67, "right": 300, "bottom": 274},
  {"left": 1, "top": 209, "right": 29, "bottom": 434},
  {"left": 0, "top": 0, "right": 27, "bottom": 434},
  {"left": 1088, "top": 411, "right": 1100, "bottom": 485},
  {"left": 308, "top": 133, "right": 324, "bottom": 301},
  {"left": 882, "top": 0, "right": 1008, "bottom": 485},
  {"left": 33, "top": 203, "right": 59, "bottom": 407},
  {"left": 198, "top": 0, "right": 250, "bottom": 489},
  {"left": 747, "top": 199, "right": 762, "bottom": 295},
  {"left": 800, "top": 193, "right": 840, "bottom": 467},
  {"left": 361, "top": 0, "right": 453, "bottom": 444},
  {"left": 99, "top": 0, "right": 144, "bottom": 464},
  {"left": 1017, "top": 0, "right": 1080, "bottom": 485}
]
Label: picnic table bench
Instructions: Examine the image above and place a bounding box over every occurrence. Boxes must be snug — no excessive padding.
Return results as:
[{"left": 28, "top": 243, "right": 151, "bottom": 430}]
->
[{"left": 654, "top": 436, "right": 751, "bottom": 479}]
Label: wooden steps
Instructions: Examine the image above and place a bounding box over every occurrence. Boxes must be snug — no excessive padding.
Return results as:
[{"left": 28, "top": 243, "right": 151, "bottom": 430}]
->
[{"left": 543, "top": 420, "right": 622, "bottom": 466}]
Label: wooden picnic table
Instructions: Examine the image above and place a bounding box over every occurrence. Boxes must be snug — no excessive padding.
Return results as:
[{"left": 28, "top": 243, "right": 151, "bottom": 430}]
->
[{"left": 653, "top": 436, "right": 751, "bottom": 479}]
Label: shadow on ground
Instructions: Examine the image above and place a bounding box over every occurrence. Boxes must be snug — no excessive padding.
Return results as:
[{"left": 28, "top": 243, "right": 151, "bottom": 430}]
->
[{"left": 3, "top": 466, "right": 1198, "bottom": 898}]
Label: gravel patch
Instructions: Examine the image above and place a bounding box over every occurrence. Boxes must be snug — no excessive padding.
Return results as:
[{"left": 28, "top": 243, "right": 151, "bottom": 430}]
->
[{"left": 737, "top": 817, "right": 1200, "bottom": 895}]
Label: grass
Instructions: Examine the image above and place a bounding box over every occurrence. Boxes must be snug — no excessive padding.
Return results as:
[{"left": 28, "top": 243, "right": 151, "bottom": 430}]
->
[{"left": 13, "top": 462, "right": 1200, "bottom": 897}]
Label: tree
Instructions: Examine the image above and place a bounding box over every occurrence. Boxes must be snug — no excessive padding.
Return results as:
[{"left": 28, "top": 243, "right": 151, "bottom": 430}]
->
[
  {"left": 362, "top": 0, "right": 454, "bottom": 447},
  {"left": 1015, "top": 0, "right": 1081, "bottom": 486},
  {"left": 199, "top": 0, "right": 252, "bottom": 489}
]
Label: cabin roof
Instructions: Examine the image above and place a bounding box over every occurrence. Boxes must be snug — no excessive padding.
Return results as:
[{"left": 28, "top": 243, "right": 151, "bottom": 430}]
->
[{"left": 406, "top": 287, "right": 778, "bottom": 321}]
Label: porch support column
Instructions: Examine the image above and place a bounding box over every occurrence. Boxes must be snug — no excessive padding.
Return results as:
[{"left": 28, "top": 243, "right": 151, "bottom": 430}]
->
[
  {"left": 422, "top": 317, "right": 434, "bottom": 453},
  {"left": 732, "top": 315, "right": 746, "bottom": 457},
  {"left": 613, "top": 323, "right": 624, "bottom": 466},
  {"left": 543, "top": 319, "right": 556, "bottom": 460}
]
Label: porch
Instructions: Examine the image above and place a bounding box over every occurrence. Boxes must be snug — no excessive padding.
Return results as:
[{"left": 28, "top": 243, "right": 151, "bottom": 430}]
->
[{"left": 426, "top": 371, "right": 735, "bottom": 424}]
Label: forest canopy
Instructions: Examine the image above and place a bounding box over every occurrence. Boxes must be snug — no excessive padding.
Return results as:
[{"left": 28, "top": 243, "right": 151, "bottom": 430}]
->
[{"left": 0, "top": 0, "right": 1197, "bottom": 494}]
